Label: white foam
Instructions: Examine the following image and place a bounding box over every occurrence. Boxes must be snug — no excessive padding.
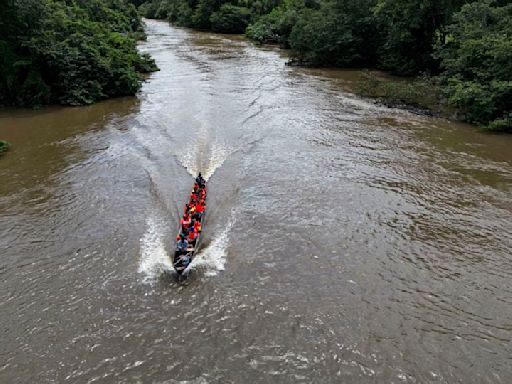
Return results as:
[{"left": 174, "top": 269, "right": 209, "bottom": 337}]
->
[
  {"left": 203, "top": 141, "right": 229, "bottom": 181},
  {"left": 139, "top": 214, "right": 172, "bottom": 283},
  {"left": 177, "top": 137, "right": 200, "bottom": 178},
  {"left": 176, "top": 138, "right": 232, "bottom": 181},
  {"left": 190, "top": 210, "right": 236, "bottom": 276}
]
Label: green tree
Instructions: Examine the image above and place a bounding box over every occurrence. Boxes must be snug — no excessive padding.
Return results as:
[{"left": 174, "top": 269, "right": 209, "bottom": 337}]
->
[
  {"left": 0, "top": 0, "right": 157, "bottom": 107},
  {"left": 372, "top": 0, "right": 469, "bottom": 75},
  {"left": 245, "top": 0, "right": 311, "bottom": 46},
  {"left": 435, "top": 1, "right": 512, "bottom": 131},
  {"left": 210, "top": 4, "right": 251, "bottom": 33},
  {"left": 288, "top": 0, "right": 377, "bottom": 66}
]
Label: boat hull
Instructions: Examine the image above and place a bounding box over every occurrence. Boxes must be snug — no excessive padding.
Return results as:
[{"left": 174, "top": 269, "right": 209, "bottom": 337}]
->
[{"left": 172, "top": 182, "right": 206, "bottom": 276}]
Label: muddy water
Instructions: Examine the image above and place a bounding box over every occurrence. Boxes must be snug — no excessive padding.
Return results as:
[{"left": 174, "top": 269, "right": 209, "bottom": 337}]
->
[{"left": 1, "top": 19, "right": 512, "bottom": 383}]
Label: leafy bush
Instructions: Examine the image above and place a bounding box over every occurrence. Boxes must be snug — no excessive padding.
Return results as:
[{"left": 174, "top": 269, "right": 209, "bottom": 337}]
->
[
  {"left": 0, "top": 0, "right": 157, "bottom": 108},
  {"left": 372, "top": 0, "right": 469, "bottom": 76},
  {"left": 210, "top": 4, "right": 251, "bottom": 33},
  {"left": 142, "top": 0, "right": 288, "bottom": 35},
  {"left": 246, "top": 2, "right": 303, "bottom": 46},
  {"left": 289, "top": 0, "right": 377, "bottom": 66},
  {"left": 435, "top": 1, "right": 512, "bottom": 131}
]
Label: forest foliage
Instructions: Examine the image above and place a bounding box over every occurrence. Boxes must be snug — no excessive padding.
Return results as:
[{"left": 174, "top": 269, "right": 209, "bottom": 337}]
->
[
  {"left": 1, "top": 0, "right": 509, "bottom": 131},
  {"left": 137, "top": 0, "right": 511, "bottom": 131},
  {"left": 0, "top": 0, "right": 157, "bottom": 108}
]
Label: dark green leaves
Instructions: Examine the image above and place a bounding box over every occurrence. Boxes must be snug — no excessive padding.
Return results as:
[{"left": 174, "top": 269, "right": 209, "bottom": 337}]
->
[
  {"left": 0, "top": 0, "right": 157, "bottom": 107},
  {"left": 210, "top": 4, "right": 251, "bottom": 33},
  {"left": 435, "top": 2, "right": 512, "bottom": 131}
]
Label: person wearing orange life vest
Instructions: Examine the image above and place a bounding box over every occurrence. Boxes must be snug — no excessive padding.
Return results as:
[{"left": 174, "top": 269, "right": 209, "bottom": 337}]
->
[
  {"left": 187, "top": 226, "right": 197, "bottom": 245},
  {"left": 194, "top": 219, "right": 202, "bottom": 233},
  {"left": 180, "top": 214, "right": 191, "bottom": 232},
  {"left": 195, "top": 201, "right": 205, "bottom": 217}
]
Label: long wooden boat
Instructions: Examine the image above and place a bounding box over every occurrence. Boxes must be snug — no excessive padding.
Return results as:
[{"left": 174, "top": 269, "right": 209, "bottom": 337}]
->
[{"left": 172, "top": 178, "right": 206, "bottom": 275}]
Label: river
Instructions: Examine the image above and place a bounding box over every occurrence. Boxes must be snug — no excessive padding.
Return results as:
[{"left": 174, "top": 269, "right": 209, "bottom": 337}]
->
[{"left": 1, "top": 19, "right": 511, "bottom": 384}]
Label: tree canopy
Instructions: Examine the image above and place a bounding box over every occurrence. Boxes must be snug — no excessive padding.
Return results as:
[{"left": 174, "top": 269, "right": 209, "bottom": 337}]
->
[
  {"left": 435, "top": 1, "right": 512, "bottom": 131},
  {"left": 0, "top": 0, "right": 157, "bottom": 107},
  {"left": 3, "top": 0, "right": 510, "bottom": 131}
]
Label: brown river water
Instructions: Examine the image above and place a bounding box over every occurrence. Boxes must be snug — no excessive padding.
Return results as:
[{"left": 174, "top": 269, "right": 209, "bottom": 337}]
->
[{"left": 1, "top": 19, "right": 512, "bottom": 383}]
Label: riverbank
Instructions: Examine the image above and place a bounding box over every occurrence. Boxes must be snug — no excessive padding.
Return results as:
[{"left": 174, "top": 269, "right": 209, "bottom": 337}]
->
[
  {"left": 0, "top": 0, "right": 158, "bottom": 108},
  {"left": 136, "top": 0, "right": 511, "bottom": 133},
  {"left": 354, "top": 71, "right": 448, "bottom": 118}
]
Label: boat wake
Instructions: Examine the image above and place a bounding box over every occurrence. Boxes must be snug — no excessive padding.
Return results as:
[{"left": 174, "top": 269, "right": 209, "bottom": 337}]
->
[
  {"left": 189, "top": 209, "right": 236, "bottom": 277},
  {"left": 139, "top": 209, "right": 235, "bottom": 282},
  {"left": 139, "top": 214, "right": 172, "bottom": 283},
  {"left": 177, "top": 139, "right": 231, "bottom": 181}
]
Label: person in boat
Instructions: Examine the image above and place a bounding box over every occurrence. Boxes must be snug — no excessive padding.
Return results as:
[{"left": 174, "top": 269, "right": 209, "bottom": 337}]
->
[
  {"left": 177, "top": 234, "right": 188, "bottom": 252},
  {"left": 194, "top": 219, "right": 202, "bottom": 233},
  {"left": 198, "top": 190, "right": 206, "bottom": 202},
  {"left": 187, "top": 227, "right": 197, "bottom": 245},
  {"left": 195, "top": 201, "right": 205, "bottom": 215},
  {"left": 195, "top": 173, "right": 205, "bottom": 187},
  {"left": 178, "top": 253, "right": 191, "bottom": 266},
  {"left": 180, "top": 214, "right": 191, "bottom": 232}
]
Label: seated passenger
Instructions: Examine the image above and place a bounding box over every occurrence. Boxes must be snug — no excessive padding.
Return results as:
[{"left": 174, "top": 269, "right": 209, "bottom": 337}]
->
[
  {"left": 195, "top": 202, "right": 205, "bottom": 214},
  {"left": 177, "top": 234, "right": 188, "bottom": 252},
  {"left": 178, "top": 254, "right": 190, "bottom": 265},
  {"left": 194, "top": 220, "right": 202, "bottom": 233},
  {"left": 187, "top": 229, "right": 197, "bottom": 245},
  {"left": 181, "top": 214, "right": 191, "bottom": 231}
]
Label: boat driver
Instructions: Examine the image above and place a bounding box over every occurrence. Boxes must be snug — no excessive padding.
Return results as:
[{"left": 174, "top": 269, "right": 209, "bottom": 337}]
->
[{"left": 195, "top": 173, "right": 206, "bottom": 187}]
